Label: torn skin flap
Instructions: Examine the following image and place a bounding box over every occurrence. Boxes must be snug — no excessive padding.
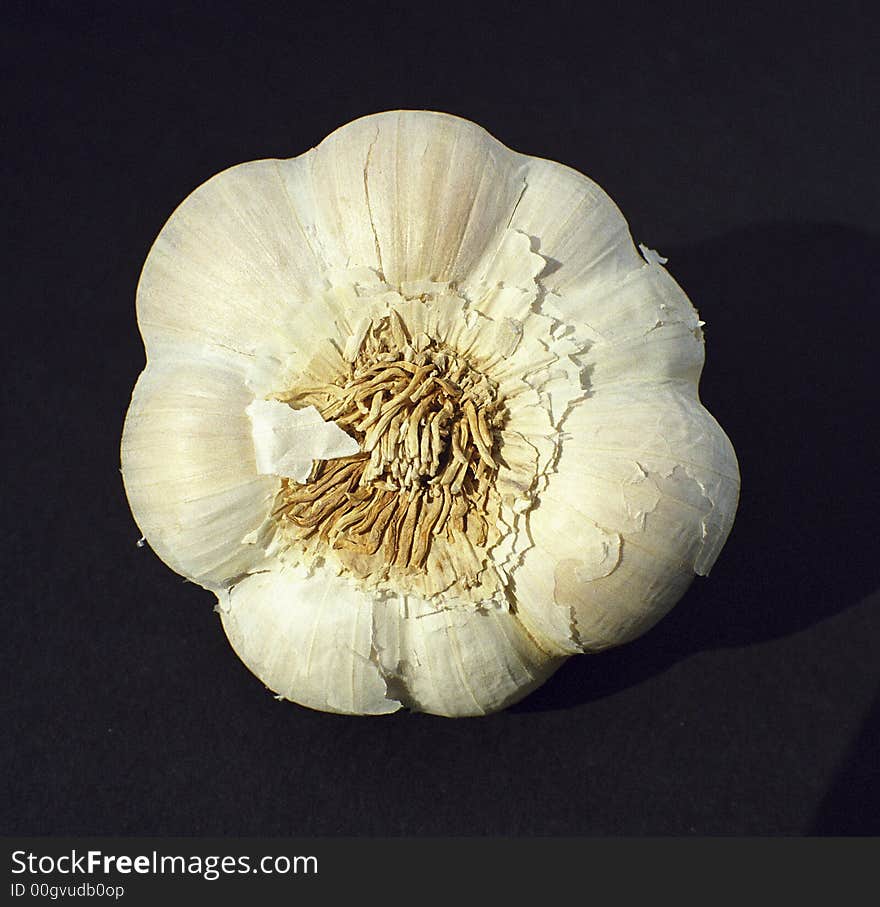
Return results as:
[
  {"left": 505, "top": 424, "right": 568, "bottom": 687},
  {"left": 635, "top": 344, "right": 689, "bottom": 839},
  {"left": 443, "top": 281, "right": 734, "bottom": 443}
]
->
[{"left": 246, "top": 399, "right": 360, "bottom": 483}]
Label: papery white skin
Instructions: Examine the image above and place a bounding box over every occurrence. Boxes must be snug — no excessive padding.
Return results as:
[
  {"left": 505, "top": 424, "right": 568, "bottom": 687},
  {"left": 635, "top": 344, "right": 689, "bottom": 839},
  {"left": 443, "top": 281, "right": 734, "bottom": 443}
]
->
[{"left": 121, "top": 110, "right": 739, "bottom": 717}]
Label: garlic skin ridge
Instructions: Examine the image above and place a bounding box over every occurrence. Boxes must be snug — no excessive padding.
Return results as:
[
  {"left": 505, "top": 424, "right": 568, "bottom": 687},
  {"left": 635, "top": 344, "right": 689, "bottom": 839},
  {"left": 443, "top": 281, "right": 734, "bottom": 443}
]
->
[{"left": 120, "top": 110, "right": 740, "bottom": 717}]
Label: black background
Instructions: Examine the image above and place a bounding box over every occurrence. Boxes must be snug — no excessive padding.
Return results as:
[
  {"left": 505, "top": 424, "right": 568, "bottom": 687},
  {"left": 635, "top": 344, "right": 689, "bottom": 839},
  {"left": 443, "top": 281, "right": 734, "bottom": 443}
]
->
[{"left": 4, "top": 1, "right": 879, "bottom": 837}]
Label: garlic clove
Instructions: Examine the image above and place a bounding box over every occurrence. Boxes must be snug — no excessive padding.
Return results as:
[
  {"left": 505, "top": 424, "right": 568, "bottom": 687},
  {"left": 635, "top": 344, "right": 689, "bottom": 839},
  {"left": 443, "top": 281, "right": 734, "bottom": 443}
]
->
[
  {"left": 219, "top": 567, "right": 402, "bottom": 716},
  {"left": 378, "top": 598, "right": 562, "bottom": 718},
  {"left": 517, "top": 515, "right": 698, "bottom": 655},
  {"left": 568, "top": 256, "right": 707, "bottom": 389},
  {"left": 219, "top": 564, "right": 563, "bottom": 717},
  {"left": 514, "top": 386, "right": 739, "bottom": 655},
  {"left": 564, "top": 383, "right": 740, "bottom": 577},
  {"left": 483, "top": 154, "right": 706, "bottom": 389},
  {"left": 121, "top": 353, "right": 278, "bottom": 590},
  {"left": 300, "top": 110, "right": 530, "bottom": 288},
  {"left": 496, "top": 154, "right": 646, "bottom": 298},
  {"left": 136, "top": 157, "right": 325, "bottom": 364}
]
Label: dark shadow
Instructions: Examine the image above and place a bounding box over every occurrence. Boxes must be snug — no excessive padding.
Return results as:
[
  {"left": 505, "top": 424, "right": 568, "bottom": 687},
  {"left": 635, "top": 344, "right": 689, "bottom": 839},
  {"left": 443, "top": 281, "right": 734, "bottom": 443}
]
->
[
  {"left": 514, "top": 222, "right": 880, "bottom": 713},
  {"left": 809, "top": 686, "right": 880, "bottom": 834}
]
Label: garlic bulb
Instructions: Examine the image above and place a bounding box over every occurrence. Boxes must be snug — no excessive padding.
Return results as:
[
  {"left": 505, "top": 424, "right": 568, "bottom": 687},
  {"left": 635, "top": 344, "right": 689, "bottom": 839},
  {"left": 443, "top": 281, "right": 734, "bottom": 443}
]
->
[{"left": 121, "top": 110, "right": 739, "bottom": 717}]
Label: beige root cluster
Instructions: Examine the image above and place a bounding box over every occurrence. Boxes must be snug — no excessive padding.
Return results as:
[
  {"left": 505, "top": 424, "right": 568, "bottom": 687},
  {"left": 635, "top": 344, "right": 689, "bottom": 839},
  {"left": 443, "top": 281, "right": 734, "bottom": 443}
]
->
[{"left": 276, "top": 313, "right": 505, "bottom": 592}]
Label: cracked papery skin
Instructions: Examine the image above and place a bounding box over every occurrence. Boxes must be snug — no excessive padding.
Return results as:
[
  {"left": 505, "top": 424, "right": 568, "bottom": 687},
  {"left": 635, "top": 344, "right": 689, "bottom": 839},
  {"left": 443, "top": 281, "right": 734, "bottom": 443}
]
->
[{"left": 120, "top": 110, "right": 740, "bottom": 717}]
